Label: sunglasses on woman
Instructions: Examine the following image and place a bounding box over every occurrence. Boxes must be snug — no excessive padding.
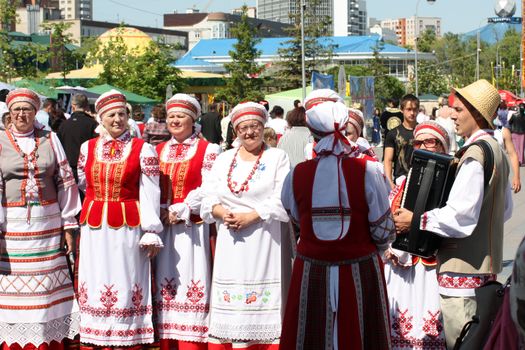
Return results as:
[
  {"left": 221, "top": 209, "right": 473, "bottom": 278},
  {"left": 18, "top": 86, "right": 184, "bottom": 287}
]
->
[{"left": 413, "top": 138, "right": 439, "bottom": 147}]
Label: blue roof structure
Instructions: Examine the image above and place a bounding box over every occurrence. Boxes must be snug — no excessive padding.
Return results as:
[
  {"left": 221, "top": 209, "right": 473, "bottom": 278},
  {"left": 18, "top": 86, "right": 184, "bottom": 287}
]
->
[
  {"left": 174, "top": 35, "right": 411, "bottom": 69},
  {"left": 463, "top": 20, "right": 521, "bottom": 44}
]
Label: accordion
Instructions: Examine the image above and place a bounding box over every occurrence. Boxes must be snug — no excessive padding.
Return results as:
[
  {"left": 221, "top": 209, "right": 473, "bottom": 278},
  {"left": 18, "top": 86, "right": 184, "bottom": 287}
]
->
[{"left": 392, "top": 149, "right": 457, "bottom": 258}]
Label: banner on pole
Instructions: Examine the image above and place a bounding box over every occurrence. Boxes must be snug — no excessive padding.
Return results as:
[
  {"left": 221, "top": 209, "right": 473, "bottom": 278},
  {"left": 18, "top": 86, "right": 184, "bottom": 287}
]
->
[
  {"left": 349, "top": 76, "right": 375, "bottom": 141},
  {"left": 311, "top": 71, "right": 334, "bottom": 90}
]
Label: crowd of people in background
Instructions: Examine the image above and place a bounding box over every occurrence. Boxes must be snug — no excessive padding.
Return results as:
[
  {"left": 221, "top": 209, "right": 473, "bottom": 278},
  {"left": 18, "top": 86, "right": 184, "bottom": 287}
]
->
[{"left": 0, "top": 81, "right": 524, "bottom": 350}]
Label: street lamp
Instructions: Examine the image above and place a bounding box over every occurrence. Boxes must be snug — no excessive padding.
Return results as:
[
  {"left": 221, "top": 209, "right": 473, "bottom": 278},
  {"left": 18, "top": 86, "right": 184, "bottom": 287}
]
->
[
  {"left": 476, "top": 18, "right": 486, "bottom": 80},
  {"left": 414, "top": 0, "right": 436, "bottom": 97},
  {"left": 300, "top": 0, "right": 306, "bottom": 100}
]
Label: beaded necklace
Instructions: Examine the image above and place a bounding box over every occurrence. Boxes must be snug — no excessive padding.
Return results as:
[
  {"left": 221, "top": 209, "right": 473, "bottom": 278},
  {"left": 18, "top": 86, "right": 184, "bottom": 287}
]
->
[
  {"left": 227, "top": 144, "right": 265, "bottom": 195},
  {"left": 7, "top": 128, "right": 40, "bottom": 161}
]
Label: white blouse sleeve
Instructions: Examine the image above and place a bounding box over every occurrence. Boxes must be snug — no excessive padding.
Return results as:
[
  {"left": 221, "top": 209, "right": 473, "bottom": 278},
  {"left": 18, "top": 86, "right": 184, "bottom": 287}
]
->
[
  {"left": 51, "top": 133, "right": 81, "bottom": 229},
  {"left": 200, "top": 152, "right": 225, "bottom": 224},
  {"left": 0, "top": 168, "right": 4, "bottom": 228},
  {"left": 280, "top": 167, "right": 299, "bottom": 223},
  {"left": 169, "top": 143, "right": 222, "bottom": 225},
  {"left": 77, "top": 141, "right": 89, "bottom": 192},
  {"left": 254, "top": 150, "right": 290, "bottom": 223},
  {"left": 420, "top": 158, "right": 484, "bottom": 238},
  {"left": 365, "top": 160, "right": 395, "bottom": 250},
  {"left": 138, "top": 143, "right": 164, "bottom": 247}
]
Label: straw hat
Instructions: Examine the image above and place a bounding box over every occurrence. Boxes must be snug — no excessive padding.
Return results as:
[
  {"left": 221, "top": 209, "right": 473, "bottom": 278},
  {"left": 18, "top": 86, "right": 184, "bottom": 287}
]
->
[{"left": 453, "top": 79, "right": 500, "bottom": 129}]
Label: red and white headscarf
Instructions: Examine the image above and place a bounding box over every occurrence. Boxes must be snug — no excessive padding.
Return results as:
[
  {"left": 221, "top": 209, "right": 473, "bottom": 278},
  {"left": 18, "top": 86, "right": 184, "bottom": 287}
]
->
[
  {"left": 166, "top": 93, "right": 201, "bottom": 120},
  {"left": 95, "top": 89, "right": 127, "bottom": 118},
  {"left": 6, "top": 88, "right": 41, "bottom": 111},
  {"left": 230, "top": 101, "right": 269, "bottom": 130},
  {"left": 347, "top": 108, "right": 364, "bottom": 136},
  {"left": 414, "top": 120, "right": 450, "bottom": 154},
  {"left": 304, "top": 89, "right": 356, "bottom": 156},
  {"left": 304, "top": 89, "right": 343, "bottom": 112}
]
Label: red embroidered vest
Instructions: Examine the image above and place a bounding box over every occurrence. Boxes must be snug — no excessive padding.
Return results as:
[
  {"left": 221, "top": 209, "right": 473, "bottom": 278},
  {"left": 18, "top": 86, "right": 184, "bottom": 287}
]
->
[
  {"left": 79, "top": 137, "right": 144, "bottom": 229},
  {"left": 292, "top": 157, "right": 377, "bottom": 261},
  {"left": 157, "top": 139, "right": 209, "bottom": 223}
]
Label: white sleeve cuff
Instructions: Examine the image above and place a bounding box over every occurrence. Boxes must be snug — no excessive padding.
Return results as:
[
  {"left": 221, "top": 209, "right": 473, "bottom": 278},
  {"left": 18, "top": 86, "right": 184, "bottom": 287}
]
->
[
  {"left": 168, "top": 202, "right": 192, "bottom": 226},
  {"left": 139, "top": 232, "right": 164, "bottom": 248}
]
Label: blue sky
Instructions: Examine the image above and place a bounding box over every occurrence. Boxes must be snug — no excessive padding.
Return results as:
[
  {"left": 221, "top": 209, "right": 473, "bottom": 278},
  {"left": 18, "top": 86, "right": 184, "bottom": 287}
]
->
[{"left": 94, "top": 0, "right": 522, "bottom": 35}]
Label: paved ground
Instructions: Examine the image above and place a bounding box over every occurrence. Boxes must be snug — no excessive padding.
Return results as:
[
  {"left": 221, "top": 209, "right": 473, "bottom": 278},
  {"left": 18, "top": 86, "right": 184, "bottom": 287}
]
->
[
  {"left": 372, "top": 145, "right": 525, "bottom": 281},
  {"left": 498, "top": 165, "right": 525, "bottom": 282}
]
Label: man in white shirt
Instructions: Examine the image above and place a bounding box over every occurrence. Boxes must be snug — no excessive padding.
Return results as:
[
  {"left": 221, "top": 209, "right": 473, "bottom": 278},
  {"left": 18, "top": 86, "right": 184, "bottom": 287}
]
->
[
  {"left": 266, "top": 105, "right": 288, "bottom": 137},
  {"left": 393, "top": 79, "right": 513, "bottom": 348}
]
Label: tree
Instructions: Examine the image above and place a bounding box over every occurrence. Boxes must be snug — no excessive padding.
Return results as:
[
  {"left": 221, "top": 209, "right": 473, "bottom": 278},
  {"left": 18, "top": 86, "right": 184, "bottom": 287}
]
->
[
  {"left": 0, "top": 0, "right": 17, "bottom": 82},
  {"left": 412, "top": 60, "right": 449, "bottom": 95},
  {"left": 369, "top": 41, "right": 405, "bottom": 106},
  {"left": 125, "top": 41, "right": 186, "bottom": 101},
  {"left": 41, "top": 21, "right": 77, "bottom": 82},
  {"left": 215, "top": 6, "right": 263, "bottom": 105},
  {"left": 87, "top": 25, "right": 185, "bottom": 100},
  {"left": 417, "top": 28, "right": 437, "bottom": 53},
  {"left": 275, "top": 0, "right": 335, "bottom": 90}
]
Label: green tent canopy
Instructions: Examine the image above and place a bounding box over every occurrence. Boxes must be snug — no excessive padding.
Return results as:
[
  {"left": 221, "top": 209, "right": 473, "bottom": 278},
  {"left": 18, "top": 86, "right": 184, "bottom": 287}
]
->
[
  {"left": 13, "top": 80, "right": 59, "bottom": 99},
  {"left": 86, "top": 84, "right": 157, "bottom": 105}
]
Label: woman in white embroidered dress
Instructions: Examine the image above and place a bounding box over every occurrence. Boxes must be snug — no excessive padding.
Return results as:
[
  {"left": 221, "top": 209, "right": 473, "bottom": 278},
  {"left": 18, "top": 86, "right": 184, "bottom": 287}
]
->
[
  {"left": 153, "top": 94, "right": 220, "bottom": 350},
  {"left": 201, "top": 102, "right": 291, "bottom": 350},
  {"left": 76, "top": 90, "right": 163, "bottom": 349},
  {"left": 0, "top": 89, "right": 81, "bottom": 350},
  {"left": 385, "top": 121, "right": 448, "bottom": 349}
]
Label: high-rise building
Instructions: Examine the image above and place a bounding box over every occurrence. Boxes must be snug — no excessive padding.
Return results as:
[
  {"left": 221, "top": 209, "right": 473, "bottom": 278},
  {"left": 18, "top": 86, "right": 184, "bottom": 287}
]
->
[
  {"left": 256, "top": 0, "right": 367, "bottom": 36},
  {"left": 57, "top": 0, "right": 92, "bottom": 20},
  {"left": 380, "top": 16, "right": 441, "bottom": 46}
]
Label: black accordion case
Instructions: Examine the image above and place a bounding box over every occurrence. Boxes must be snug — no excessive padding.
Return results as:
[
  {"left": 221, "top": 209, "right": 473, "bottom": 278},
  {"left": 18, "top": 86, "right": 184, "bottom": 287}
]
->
[{"left": 392, "top": 149, "right": 457, "bottom": 258}]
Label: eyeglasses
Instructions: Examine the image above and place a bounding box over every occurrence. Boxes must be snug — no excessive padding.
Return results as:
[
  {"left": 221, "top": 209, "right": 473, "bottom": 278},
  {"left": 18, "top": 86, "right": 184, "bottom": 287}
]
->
[
  {"left": 237, "top": 122, "right": 262, "bottom": 134},
  {"left": 413, "top": 138, "right": 440, "bottom": 148},
  {"left": 11, "top": 107, "right": 34, "bottom": 114}
]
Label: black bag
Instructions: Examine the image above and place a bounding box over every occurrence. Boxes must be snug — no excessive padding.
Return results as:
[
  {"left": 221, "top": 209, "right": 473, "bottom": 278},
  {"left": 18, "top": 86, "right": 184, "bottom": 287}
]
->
[{"left": 453, "top": 278, "right": 510, "bottom": 350}]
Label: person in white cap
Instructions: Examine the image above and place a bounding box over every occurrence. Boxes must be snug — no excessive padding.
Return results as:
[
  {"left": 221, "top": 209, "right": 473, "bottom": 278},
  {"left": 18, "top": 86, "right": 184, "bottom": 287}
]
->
[
  {"left": 201, "top": 101, "right": 291, "bottom": 350},
  {"left": 76, "top": 89, "right": 164, "bottom": 347},
  {"left": 153, "top": 94, "right": 221, "bottom": 350},
  {"left": 394, "top": 79, "right": 514, "bottom": 348},
  {"left": 385, "top": 121, "right": 449, "bottom": 350},
  {"left": 280, "top": 89, "right": 395, "bottom": 349},
  {"left": 0, "top": 88, "right": 82, "bottom": 349}
]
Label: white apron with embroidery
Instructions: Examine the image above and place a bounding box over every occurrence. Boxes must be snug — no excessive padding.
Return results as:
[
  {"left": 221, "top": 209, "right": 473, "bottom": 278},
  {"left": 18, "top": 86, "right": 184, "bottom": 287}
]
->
[
  {"left": 155, "top": 135, "right": 220, "bottom": 342},
  {"left": 76, "top": 133, "right": 163, "bottom": 346},
  {"left": 201, "top": 147, "right": 291, "bottom": 341}
]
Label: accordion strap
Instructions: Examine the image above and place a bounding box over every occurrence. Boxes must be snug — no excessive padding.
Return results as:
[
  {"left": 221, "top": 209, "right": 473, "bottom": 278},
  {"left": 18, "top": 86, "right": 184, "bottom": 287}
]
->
[
  {"left": 408, "top": 159, "right": 436, "bottom": 252},
  {"left": 455, "top": 139, "right": 494, "bottom": 190}
]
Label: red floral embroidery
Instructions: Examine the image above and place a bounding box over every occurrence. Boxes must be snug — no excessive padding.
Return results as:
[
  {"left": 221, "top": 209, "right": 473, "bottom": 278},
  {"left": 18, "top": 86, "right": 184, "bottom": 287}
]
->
[
  {"left": 80, "top": 326, "right": 154, "bottom": 337},
  {"left": 167, "top": 144, "right": 190, "bottom": 162},
  {"left": 100, "top": 284, "right": 118, "bottom": 309},
  {"left": 437, "top": 274, "right": 495, "bottom": 289},
  {"left": 186, "top": 280, "right": 205, "bottom": 304},
  {"left": 160, "top": 278, "right": 177, "bottom": 302},
  {"left": 392, "top": 308, "right": 413, "bottom": 337},
  {"left": 141, "top": 156, "right": 160, "bottom": 176},
  {"left": 203, "top": 152, "right": 217, "bottom": 171},
  {"left": 78, "top": 282, "right": 88, "bottom": 306},
  {"left": 57, "top": 158, "right": 76, "bottom": 188},
  {"left": 158, "top": 322, "right": 209, "bottom": 333},
  {"left": 422, "top": 310, "right": 443, "bottom": 338},
  {"left": 80, "top": 304, "right": 152, "bottom": 318},
  {"left": 156, "top": 301, "right": 209, "bottom": 313},
  {"left": 132, "top": 284, "right": 143, "bottom": 309}
]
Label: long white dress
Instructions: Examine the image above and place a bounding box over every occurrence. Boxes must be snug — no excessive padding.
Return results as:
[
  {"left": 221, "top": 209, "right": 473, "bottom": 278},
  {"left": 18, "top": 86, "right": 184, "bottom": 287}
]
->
[
  {"left": 0, "top": 129, "right": 81, "bottom": 347},
  {"left": 201, "top": 146, "right": 291, "bottom": 342},
  {"left": 154, "top": 134, "right": 220, "bottom": 343},
  {"left": 77, "top": 132, "right": 163, "bottom": 346}
]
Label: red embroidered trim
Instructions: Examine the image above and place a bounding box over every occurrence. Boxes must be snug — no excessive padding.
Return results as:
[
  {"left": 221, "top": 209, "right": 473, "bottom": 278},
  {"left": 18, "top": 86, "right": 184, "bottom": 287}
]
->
[
  {"left": 80, "top": 326, "right": 154, "bottom": 337},
  {"left": 157, "top": 323, "right": 208, "bottom": 333},
  {"left": 437, "top": 274, "right": 496, "bottom": 289},
  {"left": 155, "top": 301, "right": 209, "bottom": 313}
]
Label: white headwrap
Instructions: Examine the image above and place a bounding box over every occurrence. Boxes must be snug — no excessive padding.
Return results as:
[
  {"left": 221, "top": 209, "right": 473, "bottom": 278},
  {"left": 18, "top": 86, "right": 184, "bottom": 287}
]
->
[{"left": 304, "top": 90, "right": 356, "bottom": 156}]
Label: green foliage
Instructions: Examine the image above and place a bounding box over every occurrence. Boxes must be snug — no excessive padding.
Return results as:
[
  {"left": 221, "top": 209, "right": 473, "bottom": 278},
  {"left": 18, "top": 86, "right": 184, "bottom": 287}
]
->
[
  {"left": 215, "top": 5, "right": 264, "bottom": 105},
  {"left": 41, "top": 21, "right": 77, "bottom": 82},
  {"left": 411, "top": 60, "right": 449, "bottom": 95},
  {"left": 370, "top": 41, "right": 405, "bottom": 106},
  {"left": 0, "top": 0, "right": 17, "bottom": 81},
  {"left": 88, "top": 25, "right": 185, "bottom": 101},
  {"left": 417, "top": 28, "right": 437, "bottom": 53},
  {"left": 275, "top": 0, "right": 335, "bottom": 90},
  {"left": 125, "top": 42, "right": 186, "bottom": 101}
]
